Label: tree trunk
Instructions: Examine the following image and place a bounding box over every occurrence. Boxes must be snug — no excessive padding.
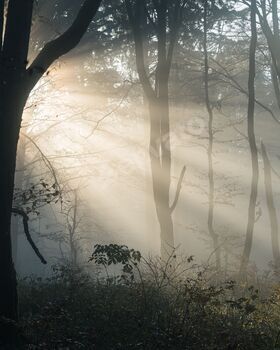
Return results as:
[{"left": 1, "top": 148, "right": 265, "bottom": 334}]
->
[
  {"left": 0, "top": 0, "right": 34, "bottom": 321},
  {"left": 271, "top": 0, "right": 280, "bottom": 111},
  {"left": 148, "top": 98, "right": 175, "bottom": 260},
  {"left": 261, "top": 142, "right": 280, "bottom": 271},
  {"left": 12, "top": 137, "right": 26, "bottom": 268},
  {"left": 125, "top": 0, "right": 183, "bottom": 260},
  {"left": 69, "top": 190, "right": 79, "bottom": 267},
  {"left": 203, "top": 0, "right": 221, "bottom": 271},
  {"left": 0, "top": 85, "right": 27, "bottom": 321},
  {"left": 239, "top": 0, "right": 258, "bottom": 279},
  {"left": 0, "top": 0, "right": 102, "bottom": 323}
]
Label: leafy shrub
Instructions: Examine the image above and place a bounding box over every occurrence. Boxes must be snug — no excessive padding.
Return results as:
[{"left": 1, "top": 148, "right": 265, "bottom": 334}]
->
[{"left": 17, "top": 245, "right": 280, "bottom": 349}]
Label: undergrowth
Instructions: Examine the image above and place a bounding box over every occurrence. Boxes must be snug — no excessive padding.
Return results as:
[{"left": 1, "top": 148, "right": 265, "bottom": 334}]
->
[{"left": 10, "top": 245, "right": 280, "bottom": 349}]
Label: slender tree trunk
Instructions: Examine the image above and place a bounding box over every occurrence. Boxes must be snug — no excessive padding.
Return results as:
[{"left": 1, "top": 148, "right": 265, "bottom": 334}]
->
[
  {"left": 261, "top": 142, "right": 280, "bottom": 271},
  {"left": 148, "top": 97, "right": 174, "bottom": 259},
  {"left": 144, "top": 97, "right": 157, "bottom": 250},
  {"left": 69, "top": 190, "right": 78, "bottom": 267},
  {"left": 153, "top": 2, "right": 175, "bottom": 260},
  {"left": 271, "top": 61, "right": 280, "bottom": 110},
  {"left": 271, "top": 0, "right": 280, "bottom": 110},
  {"left": 239, "top": 0, "right": 258, "bottom": 279},
  {"left": 125, "top": 0, "right": 183, "bottom": 260},
  {"left": 260, "top": 0, "right": 280, "bottom": 109},
  {"left": 203, "top": 0, "right": 221, "bottom": 271},
  {"left": 272, "top": 0, "right": 279, "bottom": 39}
]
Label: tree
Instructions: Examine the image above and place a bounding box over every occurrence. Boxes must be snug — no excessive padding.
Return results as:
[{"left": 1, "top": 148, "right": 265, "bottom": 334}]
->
[
  {"left": 125, "top": 0, "right": 186, "bottom": 259},
  {"left": 0, "top": 0, "right": 102, "bottom": 322},
  {"left": 64, "top": 189, "right": 83, "bottom": 267},
  {"left": 239, "top": 0, "right": 258, "bottom": 279},
  {"left": 255, "top": 0, "right": 280, "bottom": 111},
  {"left": 261, "top": 141, "right": 280, "bottom": 273},
  {"left": 203, "top": 0, "right": 221, "bottom": 271}
]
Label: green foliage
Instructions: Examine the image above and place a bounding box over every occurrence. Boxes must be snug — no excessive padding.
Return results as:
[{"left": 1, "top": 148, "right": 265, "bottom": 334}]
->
[
  {"left": 90, "top": 244, "right": 141, "bottom": 278},
  {"left": 14, "top": 179, "right": 61, "bottom": 216}
]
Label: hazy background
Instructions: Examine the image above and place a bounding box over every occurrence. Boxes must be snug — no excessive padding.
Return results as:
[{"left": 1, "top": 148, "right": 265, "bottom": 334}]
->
[{"left": 14, "top": 0, "right": 280, "bottom": 277}]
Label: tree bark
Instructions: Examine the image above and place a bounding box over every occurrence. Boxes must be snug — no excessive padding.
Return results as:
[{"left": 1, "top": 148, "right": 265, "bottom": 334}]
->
[
  {"left": 0, "top": 0, "right": 33, "bottom": 318},
  {"left": 0, "top": 85, "right": 27, "bottom": 321},
  {"left": 11, "top": 138, "right": 26, "bottom": 268}
]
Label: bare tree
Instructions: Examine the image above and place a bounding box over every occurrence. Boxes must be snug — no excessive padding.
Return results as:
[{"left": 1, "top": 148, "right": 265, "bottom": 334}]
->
[
  {"left": 203, "top": 0, "right": 221, "bottom": 271},
  {"left": 239, "top": 0, "right": 259, "bottom": 279},
  {"left": 0, "top": 0, "right": 102, "bottom": 321},
  {"left": 256, "top": 0, "right": 280, "bottom": 110},
  {"left": 261, "top": 141, "right": 280, "bottom": 272},
  {"left": 125, "top": 0, "right": 186, "bottom": 259}
]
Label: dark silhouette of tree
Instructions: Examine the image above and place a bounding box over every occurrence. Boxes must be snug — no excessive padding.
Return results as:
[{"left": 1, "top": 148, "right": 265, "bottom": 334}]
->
[{"left": 0, "top": 0, "right": 102, "bottom": 322}]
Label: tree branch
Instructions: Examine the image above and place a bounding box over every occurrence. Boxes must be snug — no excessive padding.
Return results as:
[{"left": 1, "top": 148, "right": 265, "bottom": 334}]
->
[
  {"left": 256, "top": 1, "right": 280, "bottom": 75},
  {"left": 166, "top": 1, "right": 181, "bottom": 73},
  {"left": 170, "top": 166, "right": 186, "bottom": 213},
  {"left": 27, "top": 0, "right": 102, "bottom": 88},
  {"left": 21, "top": 133, "right": 62, "bottom": 204},
  {"left": 12, "top": 208, "right": 47, "bottom": 264},
  {"left": 210, "top": 58, "right": 280, "bottom": 124},
  {"left": 125, "top": 0, "right": 156, "bottom": 100}
]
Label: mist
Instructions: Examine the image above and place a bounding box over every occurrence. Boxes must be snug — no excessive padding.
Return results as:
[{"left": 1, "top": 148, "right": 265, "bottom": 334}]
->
[{"left": 2, "top": 0, "right": 280, "bottom": 348}]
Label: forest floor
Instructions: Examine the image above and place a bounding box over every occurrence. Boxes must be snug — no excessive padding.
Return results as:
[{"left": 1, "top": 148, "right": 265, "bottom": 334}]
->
[{"left": 2, "top": 253, "right": 280, "bottom": 350}]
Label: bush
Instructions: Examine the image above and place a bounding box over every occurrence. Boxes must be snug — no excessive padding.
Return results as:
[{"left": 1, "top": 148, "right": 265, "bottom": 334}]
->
[{"left": 18, "top": 245, "right": 280, "bottom": 349}]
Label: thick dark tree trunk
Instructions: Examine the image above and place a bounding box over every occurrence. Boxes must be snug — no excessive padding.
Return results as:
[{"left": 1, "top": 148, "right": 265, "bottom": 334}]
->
[
  {"left": 11, "top": 137, "right": 26, "bottom": 268},
  {"left": 261, "top": 142, "right": 280, "bottom": 271},
  {"left": 239, "top": 0, "right": 258, "bottom": 279},
  {"left": 0, "top": 84, "right": 28, "bottom": 321},
  {"left": 0, "top": 0, "right": 102, "bottom": 323},
  {"left": 0, "top": 0, "right": 34, "bottom": 322},
  {"left": 11, "top": 216, "right": 20, "bottom": 269}
]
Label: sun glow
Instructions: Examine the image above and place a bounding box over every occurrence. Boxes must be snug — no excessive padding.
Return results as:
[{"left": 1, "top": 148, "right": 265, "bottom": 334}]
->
[{"left": 16, "top": 55, "right": 280, "bottom": 268}]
